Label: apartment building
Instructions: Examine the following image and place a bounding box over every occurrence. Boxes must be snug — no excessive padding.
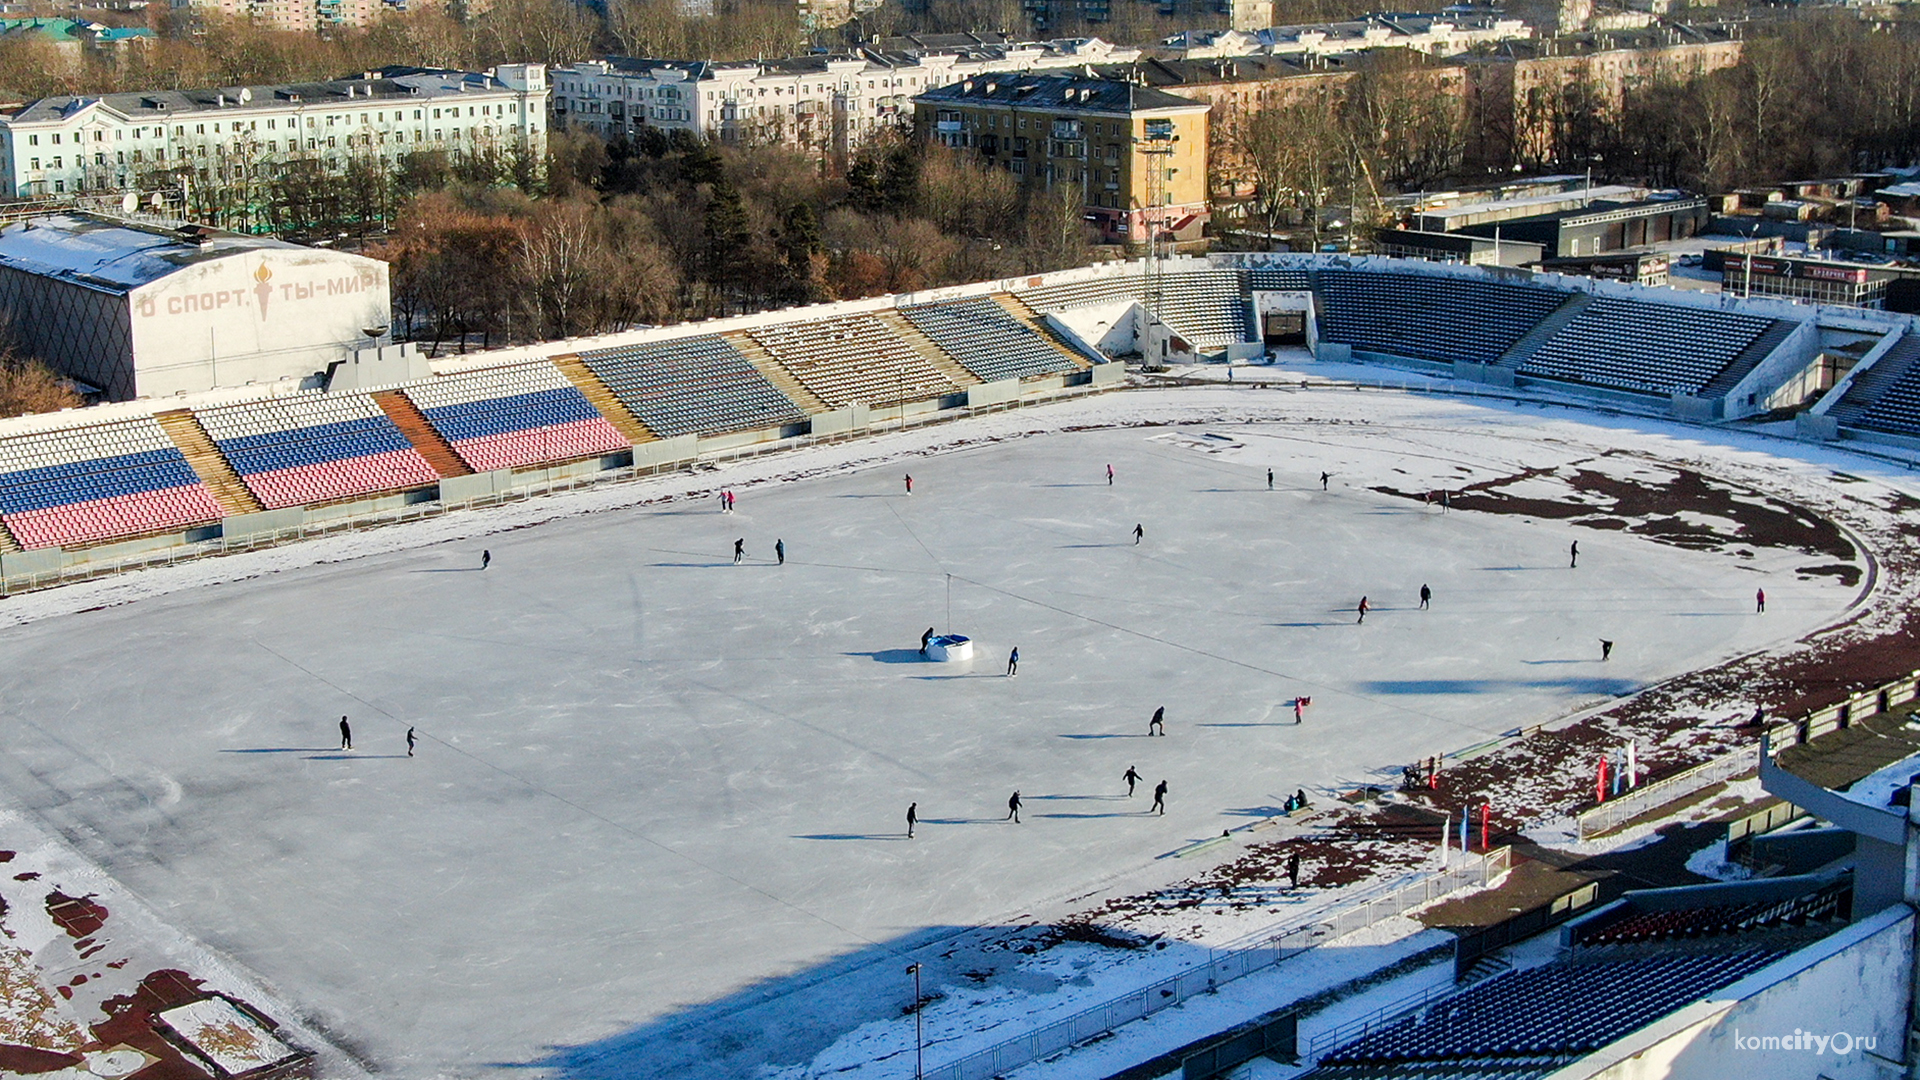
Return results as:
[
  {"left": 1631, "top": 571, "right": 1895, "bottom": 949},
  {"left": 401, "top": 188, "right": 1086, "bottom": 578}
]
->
[
  {"left": 913, "top": 74, "right": 1210, "bottom": 245},
  {"left": 1161, "top": 11, "right": 1531, "bottom": 60},
  {"left": 0, "top": 65, "right": 548, "bottom": 200},
  {"left": 549, "top": 37, "right": 1141, "bottom": 163}
]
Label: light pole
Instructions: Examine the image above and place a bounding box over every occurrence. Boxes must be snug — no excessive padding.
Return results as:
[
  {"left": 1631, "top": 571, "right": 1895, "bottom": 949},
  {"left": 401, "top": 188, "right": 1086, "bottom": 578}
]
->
[{"left": 906, "top": 962, "right": 923, "bottom": 1079}]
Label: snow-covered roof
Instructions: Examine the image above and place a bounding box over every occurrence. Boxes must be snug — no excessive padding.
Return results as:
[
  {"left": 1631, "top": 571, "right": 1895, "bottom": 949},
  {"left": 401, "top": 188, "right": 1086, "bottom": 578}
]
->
[{"left": 0, "top": 213, "right": 309, "bottom": 294}]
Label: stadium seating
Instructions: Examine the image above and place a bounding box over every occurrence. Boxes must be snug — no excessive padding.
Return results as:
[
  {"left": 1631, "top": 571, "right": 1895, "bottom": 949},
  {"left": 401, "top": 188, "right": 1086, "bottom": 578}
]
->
[
  {"left": 197, "top": 394, "right": 441, "bottom": 509},
  {"left": 1521, "top": 298, "right": 1777, "bottom": 397},
  {"left": 1841, "top": 332, "right": 1920, "bottom": 436},
  {"left": 574, "top": 335, "right": 806, "bottom": 439},
  {"left": 1017, "top": 270, "right": 1252, "bottom": 349},
  {"left": 1314, "top": 269, "right": 1569, "bottom": 366},
  {"left": 1319, "top": 949, "right": 1780, "bottom": 1066},
  {"left": 898, "top": 298, "right": 1079, "bottom": 383},
  {"left": 1579, "top": 881, "right": 1850, "bottom": 945},
  {"left": 1247, "top": 266, "right": 1313, "bottom": 292},
  {"left": 402, "top": 363, "right": 629, "bottom": 473},
  {"left": 748, "top": 315, "right": 960, "bottom": 408},
  {"left": 0, "top": 418, "right": 223, "bottom": 549}
]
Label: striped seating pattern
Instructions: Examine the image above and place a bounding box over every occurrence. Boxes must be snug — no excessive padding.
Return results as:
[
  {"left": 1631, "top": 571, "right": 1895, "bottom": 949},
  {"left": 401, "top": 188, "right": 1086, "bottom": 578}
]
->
[
  {"left": 1521, "top": 298, "right": 1775, "bottom": 396},
  {"left": 899, "top": 298, "right": 1077, "bottom": 383},
  {"left": 403, "top": 363, "right": 629, "bottom": 473},
  {"left": 749, "top": 315, "right": 960, "bottom": 408},
  {"left": 0, "top": 418, "right": 222, "bottom": 549},
  {"left": 575, "top": 335, "right": 804, "bottom": 438},
  {"left": 197, "top": 394, "right": 440, "bottom": 509}
]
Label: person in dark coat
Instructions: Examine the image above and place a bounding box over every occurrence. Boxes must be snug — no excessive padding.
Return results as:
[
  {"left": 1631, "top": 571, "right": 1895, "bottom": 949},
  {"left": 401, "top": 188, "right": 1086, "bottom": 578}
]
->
[
  {"left": 921, "top": 627, "right": 935, "bottom": 656},
  {"left": 1133, "top": 523, "right": 1144, "bottom": 545},
  {"left": 907, "top": 802, "right": 917, "bottom": 839},
  {"left": 1148, "top": 706, "right": 1165, "bottom": 736},
  {"left": 1287, "top": 852, "right": 1301, "bottom": 887},
  {"left": 481, "top": 550, "right": 491, "bottom": 570},
  {"left": 338, "top": 716, "right": 352, "bottom": 751},
  {"left": 1600, "top": 638, "right": 1614, "bottom": 661},
  {"left": 406, "top": 727, "right": 416, "bottom": 757},
  {"left": 1006, "top": 647, "right": 1019, "bottom": 676},
  {"left": 1570, "top": 541, "right": 1579, "bottom": 568},
  {"left": 1320, "top": 471, "right": 1330, "bottom": 491},
  {"left": 776, "top": 539, "right": 786, "bottom": 565},
  {"left": 1267, "top": 468, "right": 1274, "bottom": 490},
  {"left": 1006, "top": 791, "right": 1022, "bottom": 823},
  {"left": 1419, "top": 584, "right": 1431, "bottom": 610},
  {"left": 1151, "top": 780, "right": 1168, "bottom": 815},
  {"left": 733, "top": 538, "right": 745, "bottom": 564},
  {"left": 1123, "top": 765, "right": 1141, "bottom": 796},
  {"left": 1357, "top": 596, "right": 1369, "bottom": 624}
]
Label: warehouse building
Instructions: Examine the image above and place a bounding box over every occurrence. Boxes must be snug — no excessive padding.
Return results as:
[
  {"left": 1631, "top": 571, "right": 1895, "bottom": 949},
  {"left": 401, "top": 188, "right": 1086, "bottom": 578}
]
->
[{"left": 0, "top": 213, "right": 389, "bottom": 400}]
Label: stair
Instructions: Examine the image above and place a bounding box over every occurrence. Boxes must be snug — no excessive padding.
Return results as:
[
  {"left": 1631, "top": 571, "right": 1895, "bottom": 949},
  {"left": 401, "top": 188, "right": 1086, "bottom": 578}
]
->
[
  {"left": 154, "top": 409, "right": 263, "bottom": 516},
  {"left": 1495, "top": 292, "right": 1592, "bottom": 369},
  {"left": 1699, "top": 318, "right": 1799, "bottom": 400},
  {"left": 552, "top": 355, "right": 657, "bottom": 444},
  {"left": 873, "top": 309, "right": 982, "bottom": 387},
  {"left": 994, "top": 293, "right": 1096, "bottom": 369},
  {"left": 0, "top": 519, "right": 18, "bottom": 554},
  {"left": 372, "top": 390, "right": 473, "bottom": 478},
  {"left": 1822, "top": 331, "right": 1920, "bottom": 426},
  {"left": 723, "top": 331, "right": 830, "bottom": 414}
]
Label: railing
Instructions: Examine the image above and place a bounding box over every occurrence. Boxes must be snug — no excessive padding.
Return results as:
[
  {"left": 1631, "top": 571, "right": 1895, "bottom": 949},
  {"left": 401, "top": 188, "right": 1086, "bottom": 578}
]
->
[{"left": 919, "top": 847, "right": 1510, "bottom": 1080}]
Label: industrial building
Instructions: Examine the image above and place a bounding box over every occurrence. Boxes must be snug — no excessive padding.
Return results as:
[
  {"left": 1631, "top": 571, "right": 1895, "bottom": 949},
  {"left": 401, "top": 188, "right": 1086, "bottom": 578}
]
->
[
  {"left": 0, "top": 213, "right": 389, "bottom": 400},
  {"left": 1454, "top": 195, "right": 1711, "bottom": 258}
]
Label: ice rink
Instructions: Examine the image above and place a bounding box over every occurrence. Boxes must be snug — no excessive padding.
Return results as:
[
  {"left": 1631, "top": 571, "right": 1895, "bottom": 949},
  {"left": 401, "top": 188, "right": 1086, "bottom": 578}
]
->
[{"left": 0, "top": 394, "right": 1864, "bottom": 1077}]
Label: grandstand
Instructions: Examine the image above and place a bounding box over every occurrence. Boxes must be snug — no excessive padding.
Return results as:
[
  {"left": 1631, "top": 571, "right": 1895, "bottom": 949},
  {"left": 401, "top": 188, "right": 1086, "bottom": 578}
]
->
[
  {"left": 898, "top": 298, "right": 1082, "bottom": 383},
  {"left": 573, "top": 335, "right": 806, "bottom": 439},
  {"left": 1572, "top": 879, "right": 1851, "bottom": 947},
  {"left": 196, "top": 394, "right": 441, "bottom": 509},
  {"left": 748, "top": 314, "right": 964, "bottom": 409},
  {"left": 1015, "top": 268, "right": 1252, "bottom": 350},
  {"left": 1309, "top": 949, "right": 1783, "bottom": 1077},
  {"left": 1832, "top": 331, "right": 1920, "bottom": 437},
  {"left": 401, "top": 362, "right": 630, "bottom": 473},
  {"left": 0, "top": 417, "right": 222, "bottom": 550},
  {"left": 1519, "top": 297, "right": 1785, "bottom": 397},
  {"left": 1313, "top": 267, "right": 1570, "bottom": 367}
]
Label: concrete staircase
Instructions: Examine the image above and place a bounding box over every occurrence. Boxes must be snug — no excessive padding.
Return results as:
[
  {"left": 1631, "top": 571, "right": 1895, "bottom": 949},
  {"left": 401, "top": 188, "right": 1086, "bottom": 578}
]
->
[
  {"left": 155, "top": 409, "right": 263, "bottom": 515},
  {"left": 0, "top": 520, "right": 19, "bottom": 554},
  {"left": 872, "top": 309, "right": 982, "bottom": 387},
  {"left": 372, "top": 390, "right": 472, "bottom": 477},
  {"left": 1494, "top": 293, "right": 1592, "bottom": 369},
  {"left": 993, "top": 293, "right": 1095, "bottom": 369},
  {"left": 723, "top": 331, "right": 830, "bottom": 414},
  {"left": 552, "top": 355, "right": 656, "bottom": 444}
]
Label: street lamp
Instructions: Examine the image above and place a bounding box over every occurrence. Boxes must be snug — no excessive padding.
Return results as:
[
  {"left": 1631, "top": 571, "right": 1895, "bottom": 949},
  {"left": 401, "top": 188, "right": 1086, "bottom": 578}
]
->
[{"left": 906, "top": 962, "right": 923, "bottom": 1079}]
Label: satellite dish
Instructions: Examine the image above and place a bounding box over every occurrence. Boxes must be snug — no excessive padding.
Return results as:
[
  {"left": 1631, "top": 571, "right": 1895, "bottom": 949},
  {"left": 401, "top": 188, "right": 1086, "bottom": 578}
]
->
[
  {"left": 150, "top": 192, "right": 164, "bottom": 210},
  {"left": 121, "top": 192, "right": 137, "bottom": 214},
  {"left": 238, "top": 87, "right": 253, "bottom": 103}
]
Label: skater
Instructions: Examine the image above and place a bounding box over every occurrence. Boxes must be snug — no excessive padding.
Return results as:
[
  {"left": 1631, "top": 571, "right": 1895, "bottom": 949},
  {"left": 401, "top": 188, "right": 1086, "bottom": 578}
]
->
[
  {"left": 1749, "top": 704, "right": 1766, "bottom": 727},
  {"left": 1006, "top": 647, "right": 1019, "bottom": 677},
  {"left": 481, "top": 549, "right": 491, "bottom": 570},
  {"left": 1151, "top": 779, "right": 1168, "bottom": 815},
  {"left": 1006, "top": 791, "right": 1022, "bottom": 823},
  {"left": 1133, "top": 523, "right": 1144, "bottom": 545},
  {"left": 1570, "top": 541, "right": 1579, "bottom": 568},
  {"left": 733, "top": 538, "right": 745, "bottom": 564},
  {"left": 338, "top": 716, "right": 352, "bottom": 751},
  {"left": 921, "top": 626, "right": 935, "bottom": 656},
  {"left": 1600, "top": 638, "right": 1614, "bottom": 661},
  {"left": 1294, "top": 788, "right": 1307, "bottom": 809},
  {"left": 406, "top": 726, "right": 415, "bottom": 757},
  {"left": 1357, "top": 596, "right": 1369, "bottom": 624},
  {"left": 1123, "top": 765, "right": 1141, "bottom": 797},
  {"left": 1320, "top": 471, "right": 1330, "bottom": 492},
  {"left": 1286, "top": 852, "right": 1301, "bottom": 888},
  {"left": 1107, "top": 463, "right": 1114, "bottom": 486},
  {"left": 775, "top": 539, "right": 786, "bottom": 565},
  {"left": 904, "top": 474, "right": 914, "bottom": 496},
  {"left": 1267, "top": 468, "right": 1274, "bottom": 490},
  {"left": 1755, "top": 587, "right": 1765, "bottom": 613},
  {"left": 1148, "top": 705, "right": 1166, "bottom": 736},
  {"left": 1441, "top": 490, "right": 1449, "bottom": 513},
  {"left": 907, "top": 802, "right": 917, "bottom": 839},
  {"left": 1293, "top": 698, "right": 1304, "bottom": 725},
  {"left": 1418, "top": 584, "right": 1431, "bottom": 610}
]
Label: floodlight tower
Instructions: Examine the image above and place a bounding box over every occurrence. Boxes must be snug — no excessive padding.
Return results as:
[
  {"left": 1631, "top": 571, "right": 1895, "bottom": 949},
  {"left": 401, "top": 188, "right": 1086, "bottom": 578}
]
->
[{"left": 1137, "top": 116, "right": 1178, "bottom": 366}]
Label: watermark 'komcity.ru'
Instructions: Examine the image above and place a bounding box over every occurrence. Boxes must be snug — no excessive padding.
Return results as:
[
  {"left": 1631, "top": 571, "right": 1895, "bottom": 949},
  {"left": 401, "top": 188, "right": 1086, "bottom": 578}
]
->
[{"left": 1734, "top": 1029, "right": 1877, "bottom": 1055}]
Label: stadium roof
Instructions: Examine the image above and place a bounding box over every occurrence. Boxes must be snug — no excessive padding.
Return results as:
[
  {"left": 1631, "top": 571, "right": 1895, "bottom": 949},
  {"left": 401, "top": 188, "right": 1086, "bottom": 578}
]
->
[
  {"left": 914, "top": 74, "right": 1206, "bottom": 114},
  {"left": 0, "top": 214, "right": 310, "bottom": 294}
]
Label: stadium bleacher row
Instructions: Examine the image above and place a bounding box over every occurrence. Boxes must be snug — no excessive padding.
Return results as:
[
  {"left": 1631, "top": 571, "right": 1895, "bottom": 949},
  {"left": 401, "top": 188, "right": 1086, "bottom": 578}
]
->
[
  {"left": 0, "top": 418, "right": 223, "bottom": 550},
  {"left": 1520, "top": 297, "right": 1780, "bottom": 397},
  {"left": 1015, "top": 269, "right": 1251, "bottom": 350},
  {"left": 748, "top": 314, "right": 961, "bottom": 409},
  {"left": 1577, "top": 881, "right": 1851, "bottom": 946},
  {"left": 575, "top": 335, "right": 807, "bottom": 439},
  {"left": 1314, "top": 268, "right": 1571, "bottom": 367},
  {"left": 402, "top": 362, "right": 630, "bottom": 474},
  {"left": 899, "top": 298, "right": 1079, "bottom": 384},
  {"left": 197, "top": 394, "right": 441, "bottom": 509}
]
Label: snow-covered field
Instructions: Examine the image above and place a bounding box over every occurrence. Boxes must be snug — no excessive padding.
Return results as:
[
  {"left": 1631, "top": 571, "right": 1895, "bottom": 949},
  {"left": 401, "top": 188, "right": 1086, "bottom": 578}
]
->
[{"left": 0, "top": 385, "right": 1894, "bottom": 1078}]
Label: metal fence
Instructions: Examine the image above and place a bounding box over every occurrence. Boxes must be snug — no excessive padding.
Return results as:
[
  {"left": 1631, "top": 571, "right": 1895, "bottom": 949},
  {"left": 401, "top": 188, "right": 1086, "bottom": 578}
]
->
[
  {"left": 919, "top": 847, "right": 1510, "bottom": 1080},
  {"left": 1574, "top": 745, "right": 1762, "bottom": 841}
]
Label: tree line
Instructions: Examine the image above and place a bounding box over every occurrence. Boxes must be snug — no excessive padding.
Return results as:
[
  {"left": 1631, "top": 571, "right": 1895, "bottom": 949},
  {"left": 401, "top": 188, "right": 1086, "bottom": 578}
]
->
[{"left": 368, "top": 130, "right": 1091, "bottom": 352}]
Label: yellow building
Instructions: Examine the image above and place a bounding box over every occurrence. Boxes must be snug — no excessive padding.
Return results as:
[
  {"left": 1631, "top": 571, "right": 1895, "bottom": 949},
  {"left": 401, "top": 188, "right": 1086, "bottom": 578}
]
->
[{"left": 913, "top": 74, "right": 1210, "bottom": 246}]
